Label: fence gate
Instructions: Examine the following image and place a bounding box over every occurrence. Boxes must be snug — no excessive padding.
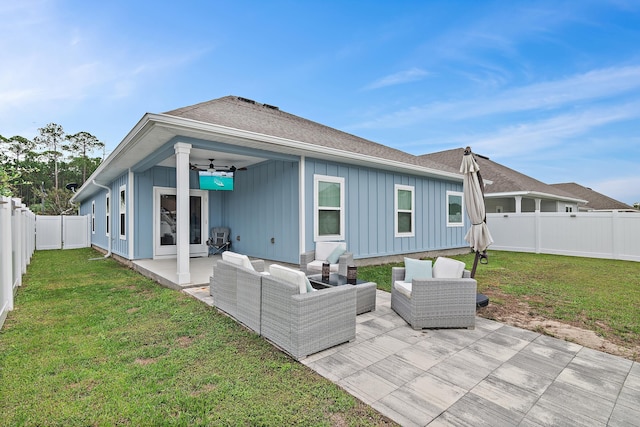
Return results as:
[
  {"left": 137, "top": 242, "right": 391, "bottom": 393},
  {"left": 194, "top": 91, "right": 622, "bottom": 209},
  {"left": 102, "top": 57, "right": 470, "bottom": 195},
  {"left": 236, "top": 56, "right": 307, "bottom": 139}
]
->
[{"left": 36, "top": 215, "right": 90, "bottom": 250}]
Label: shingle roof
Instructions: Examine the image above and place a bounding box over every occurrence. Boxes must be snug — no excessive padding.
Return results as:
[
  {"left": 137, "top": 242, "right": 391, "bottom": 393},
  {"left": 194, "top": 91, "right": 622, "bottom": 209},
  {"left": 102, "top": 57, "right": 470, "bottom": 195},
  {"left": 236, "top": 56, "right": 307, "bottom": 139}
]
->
[
  {"left": 550, "top": 182, "right": 634, "bottom": 210},
  {"left": 420, "top": 148, "right": 581, "bottom": 200},
  {"left": 164, "top": 95, "right": 458, "bottom": 174}
]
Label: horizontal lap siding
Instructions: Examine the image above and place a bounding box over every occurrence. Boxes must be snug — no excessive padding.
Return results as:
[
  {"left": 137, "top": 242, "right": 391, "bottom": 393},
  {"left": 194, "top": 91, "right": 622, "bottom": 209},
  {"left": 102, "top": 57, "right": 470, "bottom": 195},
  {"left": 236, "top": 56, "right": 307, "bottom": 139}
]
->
[{"left": 305, "top": 159, "right": 466, "bottom": 259}]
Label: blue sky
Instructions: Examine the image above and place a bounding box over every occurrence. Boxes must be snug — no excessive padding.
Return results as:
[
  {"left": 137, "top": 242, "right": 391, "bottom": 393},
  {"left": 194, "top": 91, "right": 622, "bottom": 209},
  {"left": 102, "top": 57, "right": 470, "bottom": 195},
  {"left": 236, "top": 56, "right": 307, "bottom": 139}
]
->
[{"left": 1, "top": 1, "right": 639, "bottom": 205}]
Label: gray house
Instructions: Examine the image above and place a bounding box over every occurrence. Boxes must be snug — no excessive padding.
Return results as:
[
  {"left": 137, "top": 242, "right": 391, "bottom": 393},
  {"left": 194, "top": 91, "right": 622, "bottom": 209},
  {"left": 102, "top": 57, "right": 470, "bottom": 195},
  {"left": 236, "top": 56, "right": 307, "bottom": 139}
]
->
[
  {"left": 72, "top": 96, "right": 470, "bottom": 285},
  {"left": 421, "top": 148, "right": 587, "bottom": 213},
  {"left": 550, "top": 182, "right": 636, "bottom": 212}
]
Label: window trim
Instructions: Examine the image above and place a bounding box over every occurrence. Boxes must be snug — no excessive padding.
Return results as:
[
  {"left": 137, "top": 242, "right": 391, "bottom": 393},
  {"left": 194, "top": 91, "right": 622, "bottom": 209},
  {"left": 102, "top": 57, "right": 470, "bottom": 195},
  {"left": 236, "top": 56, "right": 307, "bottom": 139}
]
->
[
  {"left": 313, "top": 174, "right": 345, "bottom": 241},
  {"left": 394, "top": 184, "right": 415, "bottom": 237},
  {"left": 105, "top": 194, "right": 110, "bottom": 237},
  {"left": 446, "top": 190, "right": 465, "bottom": 227},
  {"left": 91, "top": 201, "right": 95, "bottom": 234},
  {"left": 119, "top": 185, "right": 126, "bottom": 240}
]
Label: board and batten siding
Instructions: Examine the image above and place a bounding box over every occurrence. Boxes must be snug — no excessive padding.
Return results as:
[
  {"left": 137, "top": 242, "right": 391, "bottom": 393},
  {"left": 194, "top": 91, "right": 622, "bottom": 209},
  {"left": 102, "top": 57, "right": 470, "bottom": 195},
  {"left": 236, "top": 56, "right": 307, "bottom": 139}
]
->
[
  {"left": 133, "top": 166, "right": 224, "bottom": 260},
  {"left": 222, "top": 160, "right": 299, "bottom": 263},
  {"left": 304, "top": 158, "right": 467, "bottom": 259}
]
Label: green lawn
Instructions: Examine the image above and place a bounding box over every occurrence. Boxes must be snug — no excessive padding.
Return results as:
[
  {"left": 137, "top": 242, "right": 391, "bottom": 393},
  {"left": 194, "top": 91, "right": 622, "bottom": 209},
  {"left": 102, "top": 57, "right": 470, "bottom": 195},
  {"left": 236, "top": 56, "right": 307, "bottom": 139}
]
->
[
  {"left": 0, "top": 248, "right": 395, "bottom": 427},
  {"left": 359, "top": 251, "right": 640, "bottom": 355}
]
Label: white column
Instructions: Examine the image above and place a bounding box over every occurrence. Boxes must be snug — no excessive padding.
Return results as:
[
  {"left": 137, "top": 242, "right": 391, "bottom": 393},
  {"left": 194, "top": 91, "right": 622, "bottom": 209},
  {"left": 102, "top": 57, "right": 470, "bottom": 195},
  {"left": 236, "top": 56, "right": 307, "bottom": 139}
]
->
[
  {"left": 174, "top": 142, "right": 192, "bottom": 285},
  {"left": 298, "top": 156, "right": 306, "bottom": 255},
  {"left": 514, "top": 196, "right": 522, "bottom": 213},
  {"left": 535, "top": 198, "right": 541, "bottom": 212}
]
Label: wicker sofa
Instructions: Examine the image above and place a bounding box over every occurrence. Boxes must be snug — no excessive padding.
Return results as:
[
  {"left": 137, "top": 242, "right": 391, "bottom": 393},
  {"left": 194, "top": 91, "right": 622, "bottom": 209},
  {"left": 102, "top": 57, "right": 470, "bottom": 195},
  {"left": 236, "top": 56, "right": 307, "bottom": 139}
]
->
[
  {"left": 391, "top": 257, "right": 477, "bottom": 330},
  {"left": 261, "top": 264, "right": 357, "bottom": 360},
  {"left": 300, "top": 241, "right": 354, "bottom": 277},
  {"left": 209, "top": 251, "right": 267, "bottom": 334}
]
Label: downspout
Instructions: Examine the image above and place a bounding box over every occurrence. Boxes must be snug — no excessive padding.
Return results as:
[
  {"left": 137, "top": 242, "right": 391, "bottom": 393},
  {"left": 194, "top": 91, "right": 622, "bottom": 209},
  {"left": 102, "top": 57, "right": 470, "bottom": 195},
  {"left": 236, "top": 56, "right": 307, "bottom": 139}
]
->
[{"left": 92, "top": 180, "right": 112, "bottom": 258}]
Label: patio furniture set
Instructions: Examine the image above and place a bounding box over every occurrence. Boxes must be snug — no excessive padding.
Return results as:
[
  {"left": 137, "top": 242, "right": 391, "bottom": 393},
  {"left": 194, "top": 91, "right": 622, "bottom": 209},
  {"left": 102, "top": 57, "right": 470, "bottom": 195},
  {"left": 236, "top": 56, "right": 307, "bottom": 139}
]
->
[{"left": 209, "top": 241, "right": 478, "bottom": 360}]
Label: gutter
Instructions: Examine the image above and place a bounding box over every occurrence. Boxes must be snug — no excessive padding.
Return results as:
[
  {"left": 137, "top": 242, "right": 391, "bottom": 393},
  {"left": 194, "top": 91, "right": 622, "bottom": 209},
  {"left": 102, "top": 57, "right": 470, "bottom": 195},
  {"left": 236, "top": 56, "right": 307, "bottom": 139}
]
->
[{"left": 91, "top": 180, "right": 112, "bottom": 259}]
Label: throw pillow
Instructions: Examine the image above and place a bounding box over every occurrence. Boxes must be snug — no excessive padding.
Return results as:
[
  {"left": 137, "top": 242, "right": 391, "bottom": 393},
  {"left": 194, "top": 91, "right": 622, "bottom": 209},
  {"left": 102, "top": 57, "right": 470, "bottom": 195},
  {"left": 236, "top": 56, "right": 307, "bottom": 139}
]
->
[
  {"left": 269, "top": 264, "right": 308, "bottom": 294},
  {"left": 326, "top": 245, "right": 346, "bottom": 264},
  {"left": 432, "top": 257, "right": 466, "bottom": 278},
  {"left": 403, "top": 257, "right": 432, "bottom": 282}
]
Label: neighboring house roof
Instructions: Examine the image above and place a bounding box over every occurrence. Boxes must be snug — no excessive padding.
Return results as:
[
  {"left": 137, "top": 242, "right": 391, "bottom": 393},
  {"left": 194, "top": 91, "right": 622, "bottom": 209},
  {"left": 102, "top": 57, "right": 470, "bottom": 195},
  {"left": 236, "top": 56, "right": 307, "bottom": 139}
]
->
[
  {"left": 550, "top": 182, "right": 635, "bottom": 211},
  {"left": 420, "top": 148, "right": 586, "bottom": 203},
  {"left": 72, "top": 96, "right": 461, "bottom": 202}
]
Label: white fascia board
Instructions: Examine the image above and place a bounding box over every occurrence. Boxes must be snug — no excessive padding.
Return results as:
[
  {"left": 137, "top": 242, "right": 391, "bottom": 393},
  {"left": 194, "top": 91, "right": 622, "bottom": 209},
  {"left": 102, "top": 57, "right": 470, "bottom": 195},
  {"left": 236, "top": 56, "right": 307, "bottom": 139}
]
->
[
  {"left": 151, "top": 114, "right": 464, "bottom": 182},
  {"left": 487, "top": 191, "right": 587, "bottom": 204},
  {"left": 72, "top": 114, "right": 159, "bottom": 202},
  {"left": 73, "top": 111, "right": 464, "bottom": 203}
]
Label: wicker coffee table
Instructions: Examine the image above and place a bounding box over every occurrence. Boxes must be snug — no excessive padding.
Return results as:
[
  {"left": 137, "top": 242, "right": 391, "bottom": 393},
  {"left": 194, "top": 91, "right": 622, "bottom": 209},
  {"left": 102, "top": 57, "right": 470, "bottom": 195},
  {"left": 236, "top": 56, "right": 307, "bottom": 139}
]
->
[{"left": 307, "top": 273, "right": 376, "bottom": 315}]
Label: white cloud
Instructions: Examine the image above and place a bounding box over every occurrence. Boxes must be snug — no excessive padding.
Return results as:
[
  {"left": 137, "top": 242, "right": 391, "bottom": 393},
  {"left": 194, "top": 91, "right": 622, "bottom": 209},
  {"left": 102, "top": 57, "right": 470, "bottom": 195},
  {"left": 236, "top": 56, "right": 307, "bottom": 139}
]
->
[
  {"left": 591, "top": 176, "right": 640, "bottom": 205},
  {"left": 465, "top": 103, "right": 640, "bottom": 158},
  {"left": 365, "top": 67, "right": 430, "bottom": 90}
]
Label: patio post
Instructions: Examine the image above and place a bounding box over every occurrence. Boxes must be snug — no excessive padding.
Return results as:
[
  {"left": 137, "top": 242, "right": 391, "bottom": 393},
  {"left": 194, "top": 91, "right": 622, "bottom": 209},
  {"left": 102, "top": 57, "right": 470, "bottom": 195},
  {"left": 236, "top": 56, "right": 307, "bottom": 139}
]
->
[{"left": 174, "top": 142, "right": 192, "bottom": 285}]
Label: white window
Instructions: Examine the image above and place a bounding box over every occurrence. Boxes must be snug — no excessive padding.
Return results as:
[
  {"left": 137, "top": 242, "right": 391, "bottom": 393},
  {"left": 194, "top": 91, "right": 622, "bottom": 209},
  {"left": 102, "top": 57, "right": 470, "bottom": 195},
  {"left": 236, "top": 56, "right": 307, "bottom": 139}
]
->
[
  {"left": 105, "top": 194, "right": 110, "bottom": 237},
  {"left": 119, "top": 185, "right": 126, "bottom": 239},
  {"left": 565, "top": 205, "right": 573, "bottom": 213},
  {"left": 446, "top": 191, "right": 464, "bottom": 227},
  {"left": 91, "top": 201, "right": 95, "bottom": 234},
  {"left": 395, "top": 184, "right": 414, "bottom": 237},
  {"left": 314, "top": 175, "right": 345, "bottom": 241}
]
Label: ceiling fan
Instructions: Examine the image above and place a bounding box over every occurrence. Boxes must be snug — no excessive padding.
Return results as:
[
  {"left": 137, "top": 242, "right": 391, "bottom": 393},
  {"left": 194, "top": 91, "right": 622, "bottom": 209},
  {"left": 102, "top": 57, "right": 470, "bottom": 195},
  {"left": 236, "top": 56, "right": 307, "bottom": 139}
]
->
[{"left": 189, "top": 159, "right": 247, "bottom": 172}]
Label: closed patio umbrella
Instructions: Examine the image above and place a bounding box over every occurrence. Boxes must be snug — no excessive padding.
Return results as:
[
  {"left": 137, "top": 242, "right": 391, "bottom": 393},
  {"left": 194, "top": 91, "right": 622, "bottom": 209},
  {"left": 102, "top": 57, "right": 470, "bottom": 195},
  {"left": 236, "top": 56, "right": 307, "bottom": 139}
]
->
[{"left": 460, "top": 146, "right": 493, "bottom": 278}]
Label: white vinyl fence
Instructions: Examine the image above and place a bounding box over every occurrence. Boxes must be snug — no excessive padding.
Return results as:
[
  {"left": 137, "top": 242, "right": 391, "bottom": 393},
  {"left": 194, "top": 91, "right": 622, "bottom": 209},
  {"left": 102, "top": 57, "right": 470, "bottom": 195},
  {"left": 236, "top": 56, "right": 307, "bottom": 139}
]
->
[
  {"left": 1, "top": 200, "right": 90, "bottom": 330},
  {"left": 35, "top": 215, "right": 90, "bottom": 250},
  {"left": 487, "top": 211, "right": 640, "bottom": 262},
  {"left": 1, "top": 197, "right": 36, "bottom": 329}
]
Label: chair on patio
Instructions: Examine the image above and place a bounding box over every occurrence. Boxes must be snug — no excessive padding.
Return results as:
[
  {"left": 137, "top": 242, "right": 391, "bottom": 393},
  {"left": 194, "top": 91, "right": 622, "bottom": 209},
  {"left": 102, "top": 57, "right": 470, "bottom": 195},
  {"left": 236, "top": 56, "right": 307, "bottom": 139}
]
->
[
  {"left": 207, "top": 226, "right": 231, "bottom": 256},
  {"left": 391, "top": 257, "right": 477, "bottom": 329},
  {"left": 209, "top": 251, "right": 266, "bottom": 333},
  {"left": 260, "top": 264, "right": 356, "bottom": 360},
  {"left": 300, "top": 241, "right": 353, "bottom": 277}
]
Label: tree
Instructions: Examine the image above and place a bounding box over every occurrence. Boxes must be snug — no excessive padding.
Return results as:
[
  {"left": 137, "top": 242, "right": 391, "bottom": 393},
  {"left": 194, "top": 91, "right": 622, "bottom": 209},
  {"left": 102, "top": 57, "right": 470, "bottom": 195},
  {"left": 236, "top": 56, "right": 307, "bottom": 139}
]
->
[
  {"left": 63, "top": 131, "right": 105, "bottom": 182},
  {"left": 33, "top": 123, "right": 65, "bottom": 189},
  {"left": 634, "top": 202, "right": 640, "bottom": 210}
]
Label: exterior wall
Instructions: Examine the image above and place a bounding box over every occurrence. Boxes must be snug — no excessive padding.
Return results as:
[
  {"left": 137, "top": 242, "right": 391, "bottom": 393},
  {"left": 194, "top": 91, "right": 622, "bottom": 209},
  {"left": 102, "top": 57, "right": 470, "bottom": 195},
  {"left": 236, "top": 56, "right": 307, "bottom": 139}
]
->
[
  {"left": 304, "top": 158, "right": 467, "bottom": 259},
  {"left": 486, "top": 197, "right": 515, "bottom": 213},
  {"left": 222, "top": 160, "right": 299, "bottom": 263},
  {"left": 133, "top": 166, "right": 218, "bottom": 259},
  {"left": 79, "top": 188, "right": 110, "bottom": 251},
  {"left": 110, "top": 174, "right": 129, "bottom": 258}
]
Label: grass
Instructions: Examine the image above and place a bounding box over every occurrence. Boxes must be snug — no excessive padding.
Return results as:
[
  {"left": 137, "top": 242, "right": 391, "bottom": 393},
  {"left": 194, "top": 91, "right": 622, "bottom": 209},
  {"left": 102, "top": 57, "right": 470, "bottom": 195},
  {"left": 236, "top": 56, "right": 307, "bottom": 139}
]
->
[
  {"left": 358, "top": 251, "right": 640, "bottom": 354},
  {"left": 0, "top": 248, "right": 395, "bottom": 427}
]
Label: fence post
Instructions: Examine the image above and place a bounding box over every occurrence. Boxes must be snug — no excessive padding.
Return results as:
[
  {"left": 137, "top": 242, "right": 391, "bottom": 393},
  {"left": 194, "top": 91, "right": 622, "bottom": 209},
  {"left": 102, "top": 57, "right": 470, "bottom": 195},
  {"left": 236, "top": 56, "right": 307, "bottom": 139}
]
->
[
  {"left": 611, "top": 210, "right": 619, "bottom": 260},
  {"left": 1, "top": 197, "right": 13, "bottom": 324}
]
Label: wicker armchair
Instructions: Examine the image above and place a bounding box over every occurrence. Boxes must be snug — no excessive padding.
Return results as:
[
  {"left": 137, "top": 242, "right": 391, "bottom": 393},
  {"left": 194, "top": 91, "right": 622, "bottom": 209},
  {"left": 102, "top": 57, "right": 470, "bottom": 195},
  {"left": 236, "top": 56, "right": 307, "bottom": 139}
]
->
[
  {"left": 391, "top": 266, "right": 477, "bottom": 330},
  {"left": 210, "top": 253, "right": 266, "bottom": 334},
  {"left": 261, "top": 265, "right": 356, "bottom": 360},
  {"left": 300, "top": 241, "right": 353, "bottom": 277}
]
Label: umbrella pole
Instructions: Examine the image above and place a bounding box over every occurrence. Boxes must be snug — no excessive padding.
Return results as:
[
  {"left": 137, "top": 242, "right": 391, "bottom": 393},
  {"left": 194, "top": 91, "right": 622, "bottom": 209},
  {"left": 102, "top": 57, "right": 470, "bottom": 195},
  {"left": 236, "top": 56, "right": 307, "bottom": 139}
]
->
[{"left": 471, "top": 251, "right": 480, "bottom": 278}]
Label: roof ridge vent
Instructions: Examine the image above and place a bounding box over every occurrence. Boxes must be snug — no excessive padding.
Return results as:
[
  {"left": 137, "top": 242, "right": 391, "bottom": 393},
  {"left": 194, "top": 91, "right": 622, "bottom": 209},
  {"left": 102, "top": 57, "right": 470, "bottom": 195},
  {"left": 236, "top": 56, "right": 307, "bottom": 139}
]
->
[
  {"left": 263, "top": 103, "right": 279, "bottom": 111},
  {"left": 237, "top": 97, "right": 256, "bottom": 104}
]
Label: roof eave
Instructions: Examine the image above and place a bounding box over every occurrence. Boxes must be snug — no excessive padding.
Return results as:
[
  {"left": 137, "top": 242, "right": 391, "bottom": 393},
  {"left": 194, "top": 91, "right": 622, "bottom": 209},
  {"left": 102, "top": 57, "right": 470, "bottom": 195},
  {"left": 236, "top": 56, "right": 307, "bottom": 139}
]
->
[
  {"left": 486, "top": 190, "right": 587, "bottom": 204},
  {"left": 73, "top": 113, "right": 464, "bottom": 203}
]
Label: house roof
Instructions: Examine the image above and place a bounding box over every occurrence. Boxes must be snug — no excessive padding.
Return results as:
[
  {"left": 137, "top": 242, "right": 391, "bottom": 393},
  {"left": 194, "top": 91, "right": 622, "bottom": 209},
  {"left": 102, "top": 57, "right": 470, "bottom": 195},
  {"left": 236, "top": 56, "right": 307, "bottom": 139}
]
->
[
  {"left": 72, "top": 96, "right": 462, "bottom": 202},
  {"left": 420, "top": 148, "right": 586, "bottom": 203},
  {"left": 550, "top": 182, "right": 635, "bottom": 211},
  {"left": 164, "top": 96, "right": 456, "bottom": 173}
]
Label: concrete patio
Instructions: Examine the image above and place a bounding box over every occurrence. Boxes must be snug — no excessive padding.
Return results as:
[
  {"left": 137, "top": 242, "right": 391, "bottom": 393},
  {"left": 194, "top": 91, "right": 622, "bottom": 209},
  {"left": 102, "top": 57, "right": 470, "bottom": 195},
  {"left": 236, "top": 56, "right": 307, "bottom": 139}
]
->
[{"left": 138, "top": 256, "right": 639, "bottom": 426}]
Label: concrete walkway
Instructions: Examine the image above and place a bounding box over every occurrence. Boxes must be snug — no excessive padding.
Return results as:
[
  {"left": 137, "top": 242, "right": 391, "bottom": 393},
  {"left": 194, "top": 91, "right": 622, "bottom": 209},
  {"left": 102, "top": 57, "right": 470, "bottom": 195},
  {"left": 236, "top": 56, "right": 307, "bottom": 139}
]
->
[{"left": 185, "top": 286, "right": 639, "bottom": 426}]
